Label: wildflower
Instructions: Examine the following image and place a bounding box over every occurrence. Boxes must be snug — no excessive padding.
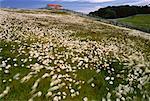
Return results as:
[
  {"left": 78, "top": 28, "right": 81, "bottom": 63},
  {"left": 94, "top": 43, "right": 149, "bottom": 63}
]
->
[
  {"left": 109, "top": 81, "right": 113, "bottom": 85},
  {"left": 83, "top": 97, "right": 88, "bottom": 101},
  {"left": 46, "top": 92, "right": 52, "bottom": 97},
  {"left": 48, "top": 86, "right": 59, "bottom": 92},
  {"left": 70, "top": 89, "right": 75, "bottom": 93},
  {"left": 4, "top": 70, "right": 9, "bottom": 74},
  {"left": 91, "top": 83, "right": 95, "bottom": 87},
  {"left": 105, "top": 77, "right": 110, "bottom": 81}
]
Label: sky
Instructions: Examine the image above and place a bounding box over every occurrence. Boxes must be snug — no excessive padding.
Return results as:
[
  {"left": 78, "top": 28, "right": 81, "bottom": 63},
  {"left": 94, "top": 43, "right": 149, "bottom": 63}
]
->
[{"left": 0, "top": 0, "right": 150, "bottom": 13}]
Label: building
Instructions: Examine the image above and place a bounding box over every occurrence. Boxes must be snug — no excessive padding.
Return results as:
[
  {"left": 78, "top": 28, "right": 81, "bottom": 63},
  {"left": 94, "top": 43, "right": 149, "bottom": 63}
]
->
[{"left": 47, "top": 4, "right": 63, "bottom": 10}]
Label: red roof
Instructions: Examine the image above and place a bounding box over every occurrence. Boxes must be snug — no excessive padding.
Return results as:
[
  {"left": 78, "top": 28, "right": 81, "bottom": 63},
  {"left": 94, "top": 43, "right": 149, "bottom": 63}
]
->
[{"left": 47, "top": 4, "right": 62, "bottom": 7}]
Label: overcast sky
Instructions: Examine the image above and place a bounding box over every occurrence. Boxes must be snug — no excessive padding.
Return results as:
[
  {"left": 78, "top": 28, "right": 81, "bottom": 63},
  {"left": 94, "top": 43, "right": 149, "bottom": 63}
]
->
[{"left": 0, "top": 0, "right": 149, "bottom": 13}]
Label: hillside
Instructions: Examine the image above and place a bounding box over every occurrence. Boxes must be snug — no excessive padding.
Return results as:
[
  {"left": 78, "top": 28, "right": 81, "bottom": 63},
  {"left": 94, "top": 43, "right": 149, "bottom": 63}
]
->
[
  {"left": 117, "top": 14, "right": 150, "bottom": 31},
  {"left": 0, "top": 9, "right": 150, "bottom": 101}
]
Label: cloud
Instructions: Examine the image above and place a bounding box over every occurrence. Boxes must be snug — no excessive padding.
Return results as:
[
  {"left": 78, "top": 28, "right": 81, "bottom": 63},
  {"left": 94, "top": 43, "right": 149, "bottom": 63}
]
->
[
  {"left": 126, "top": 0, "right": 150, "bottom": 5},
  {"left": 50, "top": 0, "right": 115, "bottom": 3},
  {"left": 76, "top": 5, "right": 102, "bottom": 13}
]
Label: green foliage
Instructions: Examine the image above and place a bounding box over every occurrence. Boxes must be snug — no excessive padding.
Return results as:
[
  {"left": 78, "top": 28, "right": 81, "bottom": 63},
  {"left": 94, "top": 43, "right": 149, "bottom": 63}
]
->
[
  {"left": 89, "top": 5, "right": 150, "bottom": 19},
  {"left": 101, "top": 9, "right": 117, "bottom": 19}
]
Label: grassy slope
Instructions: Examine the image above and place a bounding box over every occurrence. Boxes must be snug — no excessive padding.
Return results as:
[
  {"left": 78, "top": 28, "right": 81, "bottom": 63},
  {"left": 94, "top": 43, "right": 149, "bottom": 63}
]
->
[
  {"left": 117, "top": 14, "right": 150, "bottom": 30},
  {"left": 0, "top": 9, "right": 150, "bottom": 101}
]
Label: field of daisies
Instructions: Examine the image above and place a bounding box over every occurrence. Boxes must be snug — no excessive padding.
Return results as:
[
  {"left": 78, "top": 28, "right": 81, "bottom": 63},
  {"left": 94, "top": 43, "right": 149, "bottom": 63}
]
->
[{"left": 0, "top": 9, "right": 150, "bottom": 101}]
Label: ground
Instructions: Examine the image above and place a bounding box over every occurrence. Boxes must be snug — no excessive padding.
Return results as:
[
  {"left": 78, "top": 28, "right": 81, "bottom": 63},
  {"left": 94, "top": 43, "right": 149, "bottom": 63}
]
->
[{"left": 0, "top": 9, "right": 150, "bottom": 101}]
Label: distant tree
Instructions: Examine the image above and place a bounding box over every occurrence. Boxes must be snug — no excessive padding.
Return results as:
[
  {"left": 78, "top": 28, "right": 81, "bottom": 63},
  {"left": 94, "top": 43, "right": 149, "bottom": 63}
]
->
[
  {"left": 89, "top": 5, "right": 150, "bottom": 19},
  {"left": 102, "top": 9, "right": 116, "bottom": 18}
]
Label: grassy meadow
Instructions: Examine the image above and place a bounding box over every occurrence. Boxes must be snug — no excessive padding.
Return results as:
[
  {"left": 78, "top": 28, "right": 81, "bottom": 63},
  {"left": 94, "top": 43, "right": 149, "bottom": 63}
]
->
[
  {"left": 117, "top": 14, "right": 150, "bottom": 31},
  {"left": 0, "top": 9, "right": 150, "bottom": 101}
]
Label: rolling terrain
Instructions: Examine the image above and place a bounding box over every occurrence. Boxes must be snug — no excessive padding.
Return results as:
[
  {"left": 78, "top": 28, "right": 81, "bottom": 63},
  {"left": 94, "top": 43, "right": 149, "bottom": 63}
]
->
[
  {"left": 117, "top": 14, "right": 150, "bottom": 31},
  {"left": 0, "top": 9, "right": 150, "bottom": 101}
]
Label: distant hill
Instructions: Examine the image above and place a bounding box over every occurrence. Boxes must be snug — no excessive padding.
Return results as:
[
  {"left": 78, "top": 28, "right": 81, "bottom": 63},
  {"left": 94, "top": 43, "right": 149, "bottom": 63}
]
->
[{"left": 89, "top": 5, "right": 150, "bottom": 19}]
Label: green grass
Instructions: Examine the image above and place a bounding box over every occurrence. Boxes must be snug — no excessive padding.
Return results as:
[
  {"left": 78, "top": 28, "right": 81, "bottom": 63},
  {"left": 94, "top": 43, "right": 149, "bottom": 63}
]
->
[
  {"left": 0, "top": 40, "right": 35, "bottom": 100},
  {"left": 0, "top": 9, "right": 150, "bottom": 101},
  {"left": 1, "top": 39, "right": 147, "bottom": 101},
  {"left": 117, "top": 14, "right": 150, "bottom": 31}
]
